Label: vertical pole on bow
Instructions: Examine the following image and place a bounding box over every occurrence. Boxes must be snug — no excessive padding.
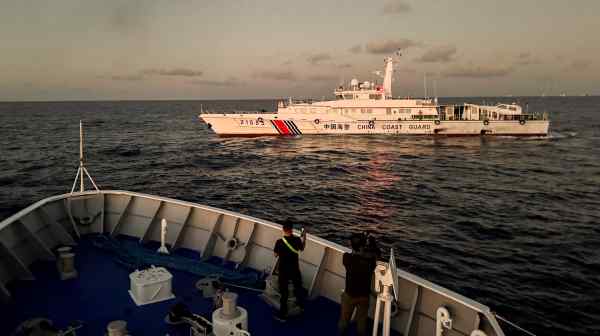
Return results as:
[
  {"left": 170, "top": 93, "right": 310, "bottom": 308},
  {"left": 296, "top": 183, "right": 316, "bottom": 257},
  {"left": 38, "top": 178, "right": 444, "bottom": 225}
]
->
[
  {"left": 70, "top": 121, "right": 100, "bottom": 194},
  {"left": 79, "top": 120, "right": 84, "bottom": 192}
]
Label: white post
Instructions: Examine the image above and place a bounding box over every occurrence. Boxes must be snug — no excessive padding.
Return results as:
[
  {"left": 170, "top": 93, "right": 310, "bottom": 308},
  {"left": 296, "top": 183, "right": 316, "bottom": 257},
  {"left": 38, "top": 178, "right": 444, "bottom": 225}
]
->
[
  {"left": 372, "top": 249, "right": 399, "bottom": 336},
  {"left": 157, "top": 218, "right": 169, "bottom": 254},
  {"left": 372, "top": 292, "right": 382, "bottom": 336},
  {"left": 382, "top": 285, "right": 392, "bottom": 336}
]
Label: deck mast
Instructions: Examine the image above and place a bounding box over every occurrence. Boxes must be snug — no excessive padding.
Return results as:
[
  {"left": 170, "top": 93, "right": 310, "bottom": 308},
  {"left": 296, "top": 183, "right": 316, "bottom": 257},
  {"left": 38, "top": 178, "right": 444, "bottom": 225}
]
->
[
  {"left": 383, "top": 57, "right": 393, "bottom": 99},
  {"left": 70, "top": 120, "right": 100, "bottom": 193}
]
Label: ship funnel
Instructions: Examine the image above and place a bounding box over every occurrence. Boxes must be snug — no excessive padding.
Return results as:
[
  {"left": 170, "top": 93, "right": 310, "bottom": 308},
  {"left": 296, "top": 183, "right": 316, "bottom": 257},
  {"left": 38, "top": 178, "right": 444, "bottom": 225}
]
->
[{"left": 383, "top": 57, "right": 393, "bottom": 99}]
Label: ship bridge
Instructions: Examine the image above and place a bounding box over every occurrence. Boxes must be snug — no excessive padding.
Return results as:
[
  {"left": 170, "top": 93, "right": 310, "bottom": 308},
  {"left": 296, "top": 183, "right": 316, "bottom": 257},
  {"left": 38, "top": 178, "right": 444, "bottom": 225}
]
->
[{"left": 334, "top": 80, "right": 385, "bottom": 100}]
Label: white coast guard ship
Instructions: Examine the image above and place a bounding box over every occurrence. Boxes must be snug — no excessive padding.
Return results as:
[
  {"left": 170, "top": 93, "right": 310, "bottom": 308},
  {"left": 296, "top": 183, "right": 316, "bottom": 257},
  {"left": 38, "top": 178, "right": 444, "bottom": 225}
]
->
[{"left": 200, "top": 57, "right": 549, "bottom": 137}]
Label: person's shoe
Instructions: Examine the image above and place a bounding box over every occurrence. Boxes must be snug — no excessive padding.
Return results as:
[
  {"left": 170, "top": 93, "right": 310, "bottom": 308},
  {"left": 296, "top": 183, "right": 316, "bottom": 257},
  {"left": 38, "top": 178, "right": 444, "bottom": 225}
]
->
[{"left": 273, "top": 313, "right": 287, "bottom": 322}]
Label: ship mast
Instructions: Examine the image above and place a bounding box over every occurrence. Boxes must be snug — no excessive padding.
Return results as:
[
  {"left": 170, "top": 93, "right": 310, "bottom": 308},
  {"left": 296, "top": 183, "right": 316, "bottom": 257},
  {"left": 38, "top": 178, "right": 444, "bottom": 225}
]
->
[
  {"left": 382, "top": 57, "right": 394, "bottom": 99},
  {"left": 70, "top": 120, "right": 100, "bottom": 194}
]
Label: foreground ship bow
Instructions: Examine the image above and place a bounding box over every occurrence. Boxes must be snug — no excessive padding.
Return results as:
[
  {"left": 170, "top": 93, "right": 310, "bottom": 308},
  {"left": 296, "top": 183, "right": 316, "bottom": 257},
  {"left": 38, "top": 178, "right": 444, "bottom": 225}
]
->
[
  {"left": 2, "top": 123, "right": 539, "bottom": 336},
  {"left": 200, "top": 57, "right": 549, "bottom": 137}
]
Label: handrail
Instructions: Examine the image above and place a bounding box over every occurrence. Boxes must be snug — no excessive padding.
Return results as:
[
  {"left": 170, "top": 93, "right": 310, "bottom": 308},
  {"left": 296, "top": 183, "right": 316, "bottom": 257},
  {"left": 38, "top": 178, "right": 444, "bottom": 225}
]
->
[{"left": 1, "top": 190, "right": 500, "bottom": 312}]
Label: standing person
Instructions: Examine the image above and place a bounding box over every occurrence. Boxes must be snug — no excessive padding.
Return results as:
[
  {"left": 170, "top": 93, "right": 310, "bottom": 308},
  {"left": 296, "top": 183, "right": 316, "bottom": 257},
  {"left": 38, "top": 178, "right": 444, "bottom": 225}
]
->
[
  {"left": 338, "top": 233, "right": 378, "bottom": 336},
  {"left": 273, "top": 219, "right": 306, "bottom": 322}
]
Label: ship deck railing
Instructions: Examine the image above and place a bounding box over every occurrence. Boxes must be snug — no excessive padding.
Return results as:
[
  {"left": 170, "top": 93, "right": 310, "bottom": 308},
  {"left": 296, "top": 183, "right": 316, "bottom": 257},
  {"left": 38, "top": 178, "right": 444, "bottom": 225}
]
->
[{"left": 440, "top": 112, "right": 549, "bottom": 121}]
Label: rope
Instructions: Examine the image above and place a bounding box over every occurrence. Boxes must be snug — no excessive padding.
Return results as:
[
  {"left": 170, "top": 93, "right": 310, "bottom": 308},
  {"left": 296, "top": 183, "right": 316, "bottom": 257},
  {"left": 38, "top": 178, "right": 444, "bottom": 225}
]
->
[
  {"left": 91, "top": 235, "right": 264, "bottom": 289},
  {"left": 494, "top": 313, "right": 538, "bottom": 336}
]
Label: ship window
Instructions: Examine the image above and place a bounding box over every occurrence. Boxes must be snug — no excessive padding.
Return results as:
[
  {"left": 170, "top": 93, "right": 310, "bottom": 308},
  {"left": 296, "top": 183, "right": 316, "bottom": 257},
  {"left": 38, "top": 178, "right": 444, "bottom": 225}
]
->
[
  {"left": 336, "top": 95, "right": 343, "bottom": 100},
  {"left": 343, "top": 94, "right": 353, "bottom": 99}
]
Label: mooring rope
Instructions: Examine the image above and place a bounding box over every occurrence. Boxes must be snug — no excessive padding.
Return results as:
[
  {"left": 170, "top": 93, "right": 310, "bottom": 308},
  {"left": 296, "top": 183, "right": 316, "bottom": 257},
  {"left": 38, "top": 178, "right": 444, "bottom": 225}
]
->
[
  {"left": 494, "top": 313, "right": 538, "bottom": 336},
  {"left": 91, "top": 235, "right": 264, "bottom": 289}
]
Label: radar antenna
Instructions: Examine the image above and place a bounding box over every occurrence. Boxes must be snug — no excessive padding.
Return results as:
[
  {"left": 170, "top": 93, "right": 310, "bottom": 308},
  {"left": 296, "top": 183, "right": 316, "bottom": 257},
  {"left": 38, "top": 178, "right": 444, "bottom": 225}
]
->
[{"left": 70, "top": 121, "right": 100, "bottom": 194}]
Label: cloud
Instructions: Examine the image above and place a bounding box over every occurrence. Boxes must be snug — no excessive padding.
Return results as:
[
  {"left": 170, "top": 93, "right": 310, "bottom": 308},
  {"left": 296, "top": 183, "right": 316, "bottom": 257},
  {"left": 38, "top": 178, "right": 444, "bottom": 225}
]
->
[
  {"left": 108, "top": 67, "right": 203, "bottom": 81},
  {"left": 416, "top": 45, "right": 457, "bottom": 63},
  {"left": 348, "top": 45, "right": 362, "bottom": 54},
  {"left": 307, "top": 53, "right": 332, "bottom": 65},
  {"left": 515, "top": 52, "right": 542, "bottom": 66},
  {"left": 110, "top": 74, "right": 144, "bottom": 81},
  {"left": 567, "top": 59, "right": 591, "bottom": 71},
  {"left": 190, "top": 77, "right": 243, "bottom": 87},
  {"left": 254, "top": 70, "right": 297, "bottom": 81},
  {"left": 142, "top": 68, "right": 203, "bottom": 77},
  {"left": 337, "top": 63, "right": 353, "bottom": 69},
  {"left": 108, "top": 0, "right": 155, "bottom": 34},
  {"left": 443, "top": 64, "right": 513, "bottom": 78},
  {"left": 382, "top": 0, "right": 412, "bottom": 14},
  {"left": 307, "top": 74, "right": 338, "bottom": 81},
  {"left": 366, "top": 39, "right": 421, "bottom": 54}
]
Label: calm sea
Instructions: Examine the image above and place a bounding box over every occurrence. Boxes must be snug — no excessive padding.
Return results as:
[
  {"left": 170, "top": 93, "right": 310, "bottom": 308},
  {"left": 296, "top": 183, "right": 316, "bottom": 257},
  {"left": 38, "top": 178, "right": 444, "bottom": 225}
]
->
[{"left": 0, "top": 97, "right": 599, "bottom": 335}]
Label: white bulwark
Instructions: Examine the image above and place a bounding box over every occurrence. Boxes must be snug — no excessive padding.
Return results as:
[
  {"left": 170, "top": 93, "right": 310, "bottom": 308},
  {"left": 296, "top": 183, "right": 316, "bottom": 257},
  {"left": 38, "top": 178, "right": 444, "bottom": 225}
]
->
[{"left": 200, "top": 57, "right": 549, "bottom": 137}]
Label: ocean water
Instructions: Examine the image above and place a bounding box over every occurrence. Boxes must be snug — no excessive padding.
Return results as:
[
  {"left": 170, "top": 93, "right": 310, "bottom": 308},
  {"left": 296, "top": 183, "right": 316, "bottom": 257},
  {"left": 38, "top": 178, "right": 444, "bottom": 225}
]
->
[{"left": 0, "top": 97, "right": 599, "bottom": 335}]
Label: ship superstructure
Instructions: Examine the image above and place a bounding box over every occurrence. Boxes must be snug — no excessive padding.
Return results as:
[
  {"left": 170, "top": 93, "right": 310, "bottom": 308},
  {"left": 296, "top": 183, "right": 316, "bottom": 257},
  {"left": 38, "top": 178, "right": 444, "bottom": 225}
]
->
[{"left": 200, "top": 57, "right": 549, "bottom": 136}]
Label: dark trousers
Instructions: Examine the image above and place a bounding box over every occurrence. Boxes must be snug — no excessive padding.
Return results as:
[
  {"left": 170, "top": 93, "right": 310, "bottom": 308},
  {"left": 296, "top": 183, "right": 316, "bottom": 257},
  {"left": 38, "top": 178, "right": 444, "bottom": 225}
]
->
[
  {"left": 278, "top": 269, "right": 305, "bottom": 316},
  {"left": 338, "top": 292, "right": 370, "bottom": 336}
]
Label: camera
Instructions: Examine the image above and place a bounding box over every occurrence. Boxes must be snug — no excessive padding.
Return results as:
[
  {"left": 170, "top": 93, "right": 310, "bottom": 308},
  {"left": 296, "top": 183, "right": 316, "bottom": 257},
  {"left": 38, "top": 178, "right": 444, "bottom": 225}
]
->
[
  {"left": 363, "top": 232, "right": 381, "bottom": 259},
  {"left": 351, "top": 232, "right": 381, "bottom": 259}
]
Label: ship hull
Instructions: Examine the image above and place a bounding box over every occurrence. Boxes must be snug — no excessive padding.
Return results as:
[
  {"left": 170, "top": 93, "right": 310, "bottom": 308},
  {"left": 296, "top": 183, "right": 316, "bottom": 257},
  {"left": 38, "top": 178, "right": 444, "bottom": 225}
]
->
[
  {"left": 1, "top": 190, "right": 508, "bottom": 336},
  {"left": 200, "top": 114, "right": 550, "bottom": 137}
]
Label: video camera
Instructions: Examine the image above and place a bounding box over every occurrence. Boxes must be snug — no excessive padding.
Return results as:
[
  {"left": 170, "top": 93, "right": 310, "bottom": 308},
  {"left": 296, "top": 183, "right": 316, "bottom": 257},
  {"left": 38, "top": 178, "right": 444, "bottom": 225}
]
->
[{"left": 351, "top": 231, "right": 381, "bottom": 259}]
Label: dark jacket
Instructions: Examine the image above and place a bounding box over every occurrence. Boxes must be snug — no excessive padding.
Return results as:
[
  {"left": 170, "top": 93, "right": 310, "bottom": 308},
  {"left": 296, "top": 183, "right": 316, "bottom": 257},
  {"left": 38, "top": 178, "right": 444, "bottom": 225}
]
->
[
  {"left": 274, "top": 235, "right": 304, "bottom": 274},
  {"left": 343, "top": 252, "right": 377, "bottom": 297}
]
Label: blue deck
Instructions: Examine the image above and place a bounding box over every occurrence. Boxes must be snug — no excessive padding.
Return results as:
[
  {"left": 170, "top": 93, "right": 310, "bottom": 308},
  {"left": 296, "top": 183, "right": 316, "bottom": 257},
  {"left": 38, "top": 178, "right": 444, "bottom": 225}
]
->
[{"left": 3, "top": 236, "right": 366, "bottom": 336}]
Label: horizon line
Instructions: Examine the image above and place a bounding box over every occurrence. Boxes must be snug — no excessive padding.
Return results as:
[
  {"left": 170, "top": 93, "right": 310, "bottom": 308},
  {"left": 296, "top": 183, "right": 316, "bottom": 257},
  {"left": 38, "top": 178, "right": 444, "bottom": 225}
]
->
[{"left": 0, "top": 95, "right": 596, "bottom": 103}]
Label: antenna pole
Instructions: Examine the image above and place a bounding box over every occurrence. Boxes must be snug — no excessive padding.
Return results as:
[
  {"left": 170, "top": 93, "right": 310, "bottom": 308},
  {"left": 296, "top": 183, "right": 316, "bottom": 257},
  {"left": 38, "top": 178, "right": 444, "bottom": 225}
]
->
[
  {"left": 70, "top": 121, "right": 100, "bottom": 194},
  {"left": 424, "top": 73, "right": 428, "bottom": 99},
  {"left": 79, "top": 120, "right": 84, "bottom": 192}
]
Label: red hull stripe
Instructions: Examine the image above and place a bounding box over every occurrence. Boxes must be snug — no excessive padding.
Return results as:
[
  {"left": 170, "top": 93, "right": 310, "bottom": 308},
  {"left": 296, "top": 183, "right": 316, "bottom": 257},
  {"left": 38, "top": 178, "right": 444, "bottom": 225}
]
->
[
  {"left": 269, "top": 120, "right": 282, "bottom": 134},
  {"left": 273, "top": 120, "right": 291, "bottom": 135}
]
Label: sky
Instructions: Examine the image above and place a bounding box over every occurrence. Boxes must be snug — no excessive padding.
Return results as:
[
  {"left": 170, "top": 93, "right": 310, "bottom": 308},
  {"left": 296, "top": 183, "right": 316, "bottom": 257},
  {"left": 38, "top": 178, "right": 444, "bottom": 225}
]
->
[{"left": 1, "top": 0, "right": 599, "bottom": 100}]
